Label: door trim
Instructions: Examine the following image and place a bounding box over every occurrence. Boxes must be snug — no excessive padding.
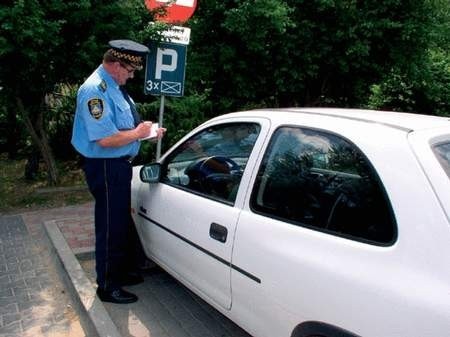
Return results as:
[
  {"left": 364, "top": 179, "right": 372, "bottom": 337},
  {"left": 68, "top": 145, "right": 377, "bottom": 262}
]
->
[{"left": 138, "top": 212, "right": 261, "bottom": 283}]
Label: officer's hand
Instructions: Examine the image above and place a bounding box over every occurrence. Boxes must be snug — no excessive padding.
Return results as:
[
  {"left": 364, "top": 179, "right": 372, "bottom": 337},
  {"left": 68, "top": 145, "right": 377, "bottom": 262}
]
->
[
  {"left": 156, "top": 127, "right": 167, "bottom": 139},
  {"left": 135, "top": 122, "right": 152, "bottom": 139}
]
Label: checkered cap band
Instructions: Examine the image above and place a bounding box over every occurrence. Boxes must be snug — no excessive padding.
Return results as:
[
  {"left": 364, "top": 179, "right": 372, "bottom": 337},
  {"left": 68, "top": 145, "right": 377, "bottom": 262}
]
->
[{"left": 110, "top": 49, "right": 143, "bottom": 69}]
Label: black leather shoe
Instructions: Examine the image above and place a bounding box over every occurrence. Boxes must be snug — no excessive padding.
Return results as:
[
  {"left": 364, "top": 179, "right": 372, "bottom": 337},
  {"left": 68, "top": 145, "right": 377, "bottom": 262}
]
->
[
  {"left": 121, "top": 272, "right": 144, "bottom": 286},
  {"left": 96, "top": 288, "right": 138, "bottom": 304}
]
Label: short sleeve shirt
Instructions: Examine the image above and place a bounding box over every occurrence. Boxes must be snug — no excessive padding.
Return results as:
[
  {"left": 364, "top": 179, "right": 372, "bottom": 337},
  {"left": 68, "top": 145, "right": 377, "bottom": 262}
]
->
[{"left": 71, "top": 65, "right": 140, "bottom": 158}]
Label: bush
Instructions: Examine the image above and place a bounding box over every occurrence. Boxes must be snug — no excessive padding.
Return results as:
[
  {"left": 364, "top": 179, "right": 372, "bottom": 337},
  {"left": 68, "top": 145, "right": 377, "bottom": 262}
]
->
[
  {"left": 45, "top": 83, "right": 80, "bottom": 160},
  {"left": 367, "top": 49, "right": 450, "bottom": 116},
  {"left": 136, "top": 92, "right": 210, "bottom": 164}
]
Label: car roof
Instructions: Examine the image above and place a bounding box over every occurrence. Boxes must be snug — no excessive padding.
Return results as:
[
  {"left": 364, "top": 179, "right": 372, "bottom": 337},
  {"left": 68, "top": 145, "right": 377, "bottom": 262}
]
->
[{"left": 220, "top": 108, "right": 450, "bottom": 132}]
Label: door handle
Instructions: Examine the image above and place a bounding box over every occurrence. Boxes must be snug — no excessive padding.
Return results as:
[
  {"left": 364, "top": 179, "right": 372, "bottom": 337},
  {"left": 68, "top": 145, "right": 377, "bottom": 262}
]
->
[{"left": 209, "top": 223, "right": 228, "bottom": 243}]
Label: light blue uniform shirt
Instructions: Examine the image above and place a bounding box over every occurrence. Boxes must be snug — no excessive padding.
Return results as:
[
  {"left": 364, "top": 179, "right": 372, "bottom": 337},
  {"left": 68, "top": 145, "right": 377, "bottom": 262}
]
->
[{"left": 71, "top": 65, "right": 140, "bottom": 158}]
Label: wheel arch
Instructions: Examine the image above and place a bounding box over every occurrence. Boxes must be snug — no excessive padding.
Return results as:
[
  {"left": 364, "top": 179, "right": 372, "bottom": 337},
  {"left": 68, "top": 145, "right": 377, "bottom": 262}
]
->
[{"left": 291, "top": 321, "right": 361, "bottom": 337}]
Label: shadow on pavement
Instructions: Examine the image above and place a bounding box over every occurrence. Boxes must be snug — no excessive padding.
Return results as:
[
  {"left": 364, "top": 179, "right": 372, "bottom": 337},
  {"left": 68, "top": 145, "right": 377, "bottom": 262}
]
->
[{"left": 77, "top": 253, "right": 252, "bottom": 337}]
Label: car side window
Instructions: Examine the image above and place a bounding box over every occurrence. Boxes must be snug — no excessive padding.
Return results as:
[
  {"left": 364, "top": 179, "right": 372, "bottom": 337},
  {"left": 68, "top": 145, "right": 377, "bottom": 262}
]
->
[
  {"left": 433, "top": 141, "right": 450, "bottom": 179},
  {"left": 251, "top": 126, "right": 396, "bottom": 244},
  {"left": 162, "top": 123, "right": 261, "bottom": 203}
]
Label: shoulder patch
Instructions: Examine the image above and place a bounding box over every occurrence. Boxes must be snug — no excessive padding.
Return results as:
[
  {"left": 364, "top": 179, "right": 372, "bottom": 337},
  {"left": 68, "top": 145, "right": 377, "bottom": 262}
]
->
[
  {"left": 88, "top": 98, "right": 104, "bottom": 120},
  {"left": 98, "top": 80, "right": 107, "bottom": 92}
]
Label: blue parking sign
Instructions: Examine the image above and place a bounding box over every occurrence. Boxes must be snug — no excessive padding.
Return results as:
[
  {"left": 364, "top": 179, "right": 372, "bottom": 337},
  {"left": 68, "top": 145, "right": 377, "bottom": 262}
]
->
[{"left": 145, "top": 42, "right": 187, "bottom": 97}]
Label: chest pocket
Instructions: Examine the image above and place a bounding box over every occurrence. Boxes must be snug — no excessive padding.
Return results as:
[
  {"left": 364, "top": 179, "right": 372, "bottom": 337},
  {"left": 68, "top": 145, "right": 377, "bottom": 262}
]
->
[{"left": 115, "top": 101, "right": 135, "bottom": 130}]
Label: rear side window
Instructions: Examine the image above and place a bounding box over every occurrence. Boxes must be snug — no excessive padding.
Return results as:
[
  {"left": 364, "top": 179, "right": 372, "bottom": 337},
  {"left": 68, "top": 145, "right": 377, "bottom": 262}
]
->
[
  {"left": 251, "top": 126, "right": 396, "bottom": 244},
  {"left": 433, "top": 142, "right": 450, "bottom": 179}
]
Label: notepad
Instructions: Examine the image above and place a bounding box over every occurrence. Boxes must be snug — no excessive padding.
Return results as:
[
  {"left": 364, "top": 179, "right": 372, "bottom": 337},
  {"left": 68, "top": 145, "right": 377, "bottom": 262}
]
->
[{"left": 140, "top": 123, "right": 159, "bottom": 140}]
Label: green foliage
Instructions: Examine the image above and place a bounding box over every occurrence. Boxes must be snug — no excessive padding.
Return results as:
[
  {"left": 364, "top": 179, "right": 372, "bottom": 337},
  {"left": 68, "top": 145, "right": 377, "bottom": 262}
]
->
[
  {"left": 45, "top": 83, "right": 79, "bottom": 159},
  {"left": 367, "top": 49, "right": 450, "bottom": 115},
  {"left": 0, "top": 0, "right": 149, "bottom": 92},
  {"left": 367, "top": 70, "right": 416, "bottom": 112},
  {"left": 425, "top": 49, "right": 450, "bottom": 116},
  {"left": 366, "top": 0, "right": 450, "bottom": 115},
  {"left": 161, "top": 93, "right": 210, "bottom": 143},
  {"left": 1, "top": 0, "right": 450, "bottom": 171},
  {"left": 0, "top": 0, "right": 149, "bottom": 160},
  {"left": 135, "top": 93, "right": 210, "bottom": 163},
  {"left": 188, "top": 0, "right": 442, "bottom": 111}
]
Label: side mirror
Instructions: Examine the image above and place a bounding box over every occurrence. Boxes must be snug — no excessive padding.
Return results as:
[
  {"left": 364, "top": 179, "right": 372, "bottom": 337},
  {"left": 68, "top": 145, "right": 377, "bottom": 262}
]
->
[{"left": 140, "top": 163, "right": 161, "bottom": 183}]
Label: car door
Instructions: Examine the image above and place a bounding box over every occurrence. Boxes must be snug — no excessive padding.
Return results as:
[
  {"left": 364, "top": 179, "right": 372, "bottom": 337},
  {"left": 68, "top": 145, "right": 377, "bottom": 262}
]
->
[{"left": 135, "top": 118, "right": 269, "bottom": 310}]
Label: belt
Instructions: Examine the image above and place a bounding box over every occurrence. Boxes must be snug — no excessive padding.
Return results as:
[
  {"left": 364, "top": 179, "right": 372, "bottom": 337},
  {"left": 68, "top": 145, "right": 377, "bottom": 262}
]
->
[{"left": 119, "top": 155, "right": 135, "bottom": 163}]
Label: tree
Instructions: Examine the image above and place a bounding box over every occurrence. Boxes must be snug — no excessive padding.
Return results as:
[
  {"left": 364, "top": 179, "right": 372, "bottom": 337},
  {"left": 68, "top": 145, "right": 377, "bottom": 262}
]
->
[
  {"left": 367, "top": 0, "right": 450, "bottom": 115},
  {"left": 1, "top": 0, "right": 449, "bottom": 186},
  {"left": 187, "top": 0, "right": 442, "bottom": 113},
  {"left": 0, "top": 0, "right": 148, "bottom": 184}
]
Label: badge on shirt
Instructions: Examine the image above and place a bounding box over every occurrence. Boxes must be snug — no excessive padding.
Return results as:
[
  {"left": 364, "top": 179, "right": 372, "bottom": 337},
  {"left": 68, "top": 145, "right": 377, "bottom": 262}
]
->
[{"left": 88, "top": 98, "right": 104, "bottom": 120}]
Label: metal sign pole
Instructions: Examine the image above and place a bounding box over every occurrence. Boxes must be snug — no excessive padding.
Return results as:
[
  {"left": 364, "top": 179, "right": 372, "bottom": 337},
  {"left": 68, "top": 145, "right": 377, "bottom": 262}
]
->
[
  {"left": 156, "top": 95, "right": 165, "bottom": 160},
  {"left": 145, "top": 28, "right": 190, "bottom": 161}
]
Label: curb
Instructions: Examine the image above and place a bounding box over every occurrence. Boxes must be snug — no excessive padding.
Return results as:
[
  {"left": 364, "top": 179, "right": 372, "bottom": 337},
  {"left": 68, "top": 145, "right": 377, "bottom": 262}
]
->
[{"left": 44, "top": 220, "right": 122, "bottom": 337}]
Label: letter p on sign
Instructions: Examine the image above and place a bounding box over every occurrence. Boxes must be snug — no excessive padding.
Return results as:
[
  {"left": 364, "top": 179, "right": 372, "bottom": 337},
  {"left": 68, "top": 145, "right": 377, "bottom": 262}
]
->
[{"left": 156, "top": 48, "right": 178, "bottom": 79}]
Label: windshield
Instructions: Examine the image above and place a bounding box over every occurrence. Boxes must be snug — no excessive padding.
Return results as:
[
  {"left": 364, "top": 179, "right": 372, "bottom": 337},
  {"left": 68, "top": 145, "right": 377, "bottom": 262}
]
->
[{"left": 433, "top": 142, "right": 450, "bottom": 179}]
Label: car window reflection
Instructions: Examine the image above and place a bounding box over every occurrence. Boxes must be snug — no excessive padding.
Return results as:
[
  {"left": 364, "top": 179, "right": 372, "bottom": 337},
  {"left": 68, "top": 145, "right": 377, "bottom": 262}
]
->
[
  {"left": 433, "top": 141, "right": 450, "bottom": 179},
  {"left": 162, "top": 122, "right": 261, "bottom": 203},
  {"left": 251, "top": 126, "right": 396, "bottom": 245}
]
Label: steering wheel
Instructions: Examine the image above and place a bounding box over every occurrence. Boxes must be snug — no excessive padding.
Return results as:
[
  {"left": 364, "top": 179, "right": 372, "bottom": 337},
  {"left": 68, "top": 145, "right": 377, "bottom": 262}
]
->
[
  {"left": 200, "top": 156, "right": 240, "bottom": 174},
  {"left": 185, "top": 156, "right": 241, "bottom": 194}
]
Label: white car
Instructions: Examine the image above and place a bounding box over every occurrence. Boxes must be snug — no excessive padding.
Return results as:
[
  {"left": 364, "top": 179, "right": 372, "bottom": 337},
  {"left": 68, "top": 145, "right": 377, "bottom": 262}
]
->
[{"left": 131, "top": 108, "right": 450, "bottom": 337}]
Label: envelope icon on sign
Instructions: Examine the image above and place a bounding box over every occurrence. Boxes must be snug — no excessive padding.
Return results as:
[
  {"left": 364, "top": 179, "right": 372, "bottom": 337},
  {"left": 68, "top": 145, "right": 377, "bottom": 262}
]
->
[{"left": 161, "top": 81, "right": 182, "bottom": 94}]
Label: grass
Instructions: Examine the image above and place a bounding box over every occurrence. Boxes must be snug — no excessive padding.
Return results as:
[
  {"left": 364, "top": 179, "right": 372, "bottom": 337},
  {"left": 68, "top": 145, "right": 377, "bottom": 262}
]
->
[{"left": 0, "top": 153, "right": 93, "bottom": 214}]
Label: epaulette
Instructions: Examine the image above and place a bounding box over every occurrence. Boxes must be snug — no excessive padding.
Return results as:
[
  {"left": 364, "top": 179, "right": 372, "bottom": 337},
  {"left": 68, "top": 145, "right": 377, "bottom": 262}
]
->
[{"left": 98, "top": 80, "right": 107, "bottom": 93}]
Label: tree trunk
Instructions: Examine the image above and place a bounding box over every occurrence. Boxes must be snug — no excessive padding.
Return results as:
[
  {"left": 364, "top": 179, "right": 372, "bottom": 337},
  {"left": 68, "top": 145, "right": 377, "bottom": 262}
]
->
[
  {"left": 16, "top": 97, "right": 59, "bottom": 186},
  {"left": 6, "top": 105, "right": 19, "bottom": 159}
]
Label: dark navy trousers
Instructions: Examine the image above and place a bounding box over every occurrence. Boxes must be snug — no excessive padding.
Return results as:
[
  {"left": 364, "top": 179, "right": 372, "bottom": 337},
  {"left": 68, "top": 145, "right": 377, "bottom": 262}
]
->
[{"left": 83, "top": 157, "right": 140, "bottom": 291}]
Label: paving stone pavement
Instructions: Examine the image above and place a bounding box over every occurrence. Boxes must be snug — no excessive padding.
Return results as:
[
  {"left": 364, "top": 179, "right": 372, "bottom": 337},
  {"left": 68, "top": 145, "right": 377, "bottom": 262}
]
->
[
  {"left": 79, "top": 255, "right": 252, "bottom": 337},
  {"left": 20, "top": 202, "right": 95, "bottom": 255},
  {"left": 0, "top": 213, "right": 89, "bottom": 337},
  {"left": 1, "top": 202, "right": 253, "bottom": 337}
]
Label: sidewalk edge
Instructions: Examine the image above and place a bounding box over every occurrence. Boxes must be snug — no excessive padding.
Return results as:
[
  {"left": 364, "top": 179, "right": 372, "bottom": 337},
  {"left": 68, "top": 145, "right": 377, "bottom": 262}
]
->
[{"left": 44, "top": 220, "right": 122, "bottom": 337}]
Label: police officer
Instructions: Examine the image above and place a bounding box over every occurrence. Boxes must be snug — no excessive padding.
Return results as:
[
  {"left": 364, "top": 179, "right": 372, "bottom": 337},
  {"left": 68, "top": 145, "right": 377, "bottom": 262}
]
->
[{"left": 71, "top": 39, "right": 164, "bottom": 304}]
